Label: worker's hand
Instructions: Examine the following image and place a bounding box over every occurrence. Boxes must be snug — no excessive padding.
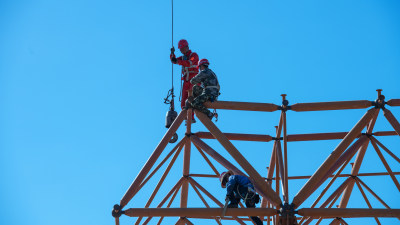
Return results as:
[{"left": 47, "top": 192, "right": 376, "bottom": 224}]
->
[
  {"left": 225, "top": 195, "right": 230, "bottom": 202},
  {"left": 170, "top": 47, "right": 175, "bottom": 54},
  {"left": 171, "top": 57, "right": 177, "bottom": 63}
]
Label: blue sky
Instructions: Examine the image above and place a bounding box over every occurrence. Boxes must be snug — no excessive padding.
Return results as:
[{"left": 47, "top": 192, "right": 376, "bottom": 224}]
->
[{"left": 1, "top": 1, "right": 400, "bottom": 225}]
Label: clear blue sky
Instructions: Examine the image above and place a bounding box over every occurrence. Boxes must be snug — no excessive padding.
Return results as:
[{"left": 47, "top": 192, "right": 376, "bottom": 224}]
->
[{"left": 1, "top": 1, "right": 400, "bottom": 225}]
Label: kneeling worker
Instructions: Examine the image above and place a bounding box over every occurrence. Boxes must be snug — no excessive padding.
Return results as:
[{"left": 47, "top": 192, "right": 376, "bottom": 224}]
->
[
  {"left": 189, "top": 58, "right": 219, "bottom": 119},
  {"left": 220, "top": 171, "right": 263, "bottom": 225}
]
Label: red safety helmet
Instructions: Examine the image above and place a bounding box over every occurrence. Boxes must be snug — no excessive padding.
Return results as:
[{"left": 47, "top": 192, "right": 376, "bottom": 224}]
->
[
  {"left": 220, "top": 171, "right": 233, "bottom": 188},
  {"left": 178, "top": 39, "right": 189, "bottom": 49},
  {"left": 197, "top": 58, "right": 209, "bottom": 69}
]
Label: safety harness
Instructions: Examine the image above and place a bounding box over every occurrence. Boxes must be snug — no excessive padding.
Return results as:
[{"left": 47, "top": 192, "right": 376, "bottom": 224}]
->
[
  {"left": 237, "top": 185, "right": 256, "bottom": 201},
  {"left": 182, "top": 52, "right": 198, "bottom": 81},
  {"left": 202, "top": 69, "right": 220, "bottom": 91}
]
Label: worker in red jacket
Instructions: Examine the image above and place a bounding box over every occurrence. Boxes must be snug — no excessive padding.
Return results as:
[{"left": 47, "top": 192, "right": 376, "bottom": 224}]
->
[{"left": 170, "top": 39, "right": 199, "bottom": 121}]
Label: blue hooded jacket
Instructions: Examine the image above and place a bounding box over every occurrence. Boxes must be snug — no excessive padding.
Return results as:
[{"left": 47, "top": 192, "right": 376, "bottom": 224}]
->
[{"left": 226, "top": 175, "right": 255, "bottom": 196}]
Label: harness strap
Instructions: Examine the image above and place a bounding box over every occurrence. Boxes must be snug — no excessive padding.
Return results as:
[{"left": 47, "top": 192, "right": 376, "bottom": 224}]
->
[
  {"left": 205, "top": 86, "right": 220, "bottom": 90},
  {"left": 236, "top": 185, "right": 256, "bottom": 201},
  {"left": 182, "top": 52, "right": 198, "bottom": 81}
]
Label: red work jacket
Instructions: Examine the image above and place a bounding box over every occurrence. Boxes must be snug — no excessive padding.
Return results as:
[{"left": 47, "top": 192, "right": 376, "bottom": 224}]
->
[{"left": 170, "top": 50, "right": 199, "bottom": 82}]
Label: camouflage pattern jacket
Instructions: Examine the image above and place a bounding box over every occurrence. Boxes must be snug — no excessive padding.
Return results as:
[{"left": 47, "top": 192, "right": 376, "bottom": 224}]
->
[{"left": 190, "top": 68, "right": 220, "bottom": 96}]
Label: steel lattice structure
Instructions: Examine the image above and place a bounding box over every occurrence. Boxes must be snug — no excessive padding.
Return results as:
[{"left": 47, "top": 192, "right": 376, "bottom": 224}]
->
[{"left": 112, "top": 90, "right": 400, "bottom": 225}]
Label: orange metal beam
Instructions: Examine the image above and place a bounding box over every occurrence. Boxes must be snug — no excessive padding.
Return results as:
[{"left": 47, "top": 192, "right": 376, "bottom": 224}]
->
[
  {"left": 204, "top": 100, "right": 279, "bottom": 112},
  {"left": 303, "top": 179, "right": 348, "bottom": 225},
  {"left": 266, "top": 142, "right": 277, "bottom": 183},
  {"left": 337, "top": 136, "right": 371, "bottom": 209},
  {"left": 181, "top": 108, "right": 193, "bottom": 208},
  {"left": 189, "top": 174, "right": 218, "bottom": 178},
  {"left": 287, "top": 171, "right": 400, "bottom": 180},
  {"left": 312, "top": 135, "right": 368, "bottom": 201},
  {"left": 139, "top": 139, "right": 186, "bottom": 190},
  {"left": 373, "top": 131, "right": 397, "bottom": 136},
  {"left": 185, "top": 171, "right": 400, "bottom": 180},
  {"left": 293, "top": 108, "right": 377, "bottom": 208},
  {"left": 195, "top": 131, "right": 397, "bottom": 142},
  {"left": 282, "top": 111, "right": 289, "bottom": 203},
  {"left": 195, "top": 109, "right": 282, "bottom": 207},
  {"left": 195, "top": 132, "right": 273, "bottom": 142},
  {"left": 144, "top": 143, "right": 184, "bottom": 208},
  {"left": 141, "top": 178, "right": 184, "bottom": 225},
  {"left": 288, "top": 132, "right": 349, "bottom": 142},
  {"left": 124, "top": 208, "right": 278, "bottom": 217},
  {"left": 120, "top": 109, "right": 187, "bottom": 208},
  {"left": 204, "top": 100, "right": 376, "bottom": 112},
  {"left": 355, "top": 177, "right": 391, "bottom": 209},
  {"left": 355, "top": 179, "right": 381, "bottom": 224},
  {"left": 290, "top": 100, "right": 372, "bottom": 112},
  {"left": 276, "top": 141, "right": 286, "bottom": 201},
  {"left": 371, "top": 140, "right": 400, "bottom": 191},
  {"left": 191, "top": 216, "right": 258, "bottom": 222},
  {"left": 260, "top": 135, "right": 278, "bottom": 222},
  {"left": 387, "top": 99, "right": 400, "bottom": 106},
  {"left": 155, "top": 183, "right": 182, "bottom": 225},
  {"left": 188, "top": 177, "right": 247, "bottom": 225},
  {"left": 320, "top": 177, "right": 352, "bottom": 208},
  {"left": 383, "top": 108, "right": 400, "bottom": 136},
  {"left": 308, "top": 158, "right": 351, "bottom": 210},
  {"left": 298, "top": 208, "right": 400, "bottom": 218},
  {"left": 193, "top": 144, "right": 220, "bottom": 177},
  {"left": 189, "top": 181, "right": 223, "bottom": 225},
  {"left": 370, "top": 136, "right": 400, "bottom": 164},
  {"left": 190, "top": 135, "right": 246, "bottom": 176}
]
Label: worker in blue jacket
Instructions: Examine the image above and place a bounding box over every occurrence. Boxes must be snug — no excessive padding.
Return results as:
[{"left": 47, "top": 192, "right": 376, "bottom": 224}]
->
[{"left": 220, "top": 171, "right": 263, "bottom": 225}]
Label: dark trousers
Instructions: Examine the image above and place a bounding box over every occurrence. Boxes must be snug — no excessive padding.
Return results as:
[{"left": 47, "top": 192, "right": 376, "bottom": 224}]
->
[{"left": 228, "top": 186, "right": 263, "bottom": 225}]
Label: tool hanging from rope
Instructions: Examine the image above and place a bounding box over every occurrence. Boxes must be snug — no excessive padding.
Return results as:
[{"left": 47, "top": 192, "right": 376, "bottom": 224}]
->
[{"left": 164, "top": 0, "right": 178, "bottom": 143}]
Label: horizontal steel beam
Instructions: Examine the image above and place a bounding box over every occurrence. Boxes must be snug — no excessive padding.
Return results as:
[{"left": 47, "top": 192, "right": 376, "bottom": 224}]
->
[
  {"left": 189, "top": 171, "right": 400, "bottom": 181},
  {"left": 387, "top": 99, "right": 400, "bottom": 106},
  {"left": 203, "top": 100, "right": 382, "bottom": 112},
  {"left": 204, "top": 101, "right": 279, "bottom": 112},
  {"left": 298, "top": 208, "right": 400, "bottom": 218},
  {"left": 195, "top": 132, "right": 273, "bottom": 142},
  {"left": 291, "top": 100, "right": 372, "bottom": 112},
  {"left": 124, "top": 208, "right": 278, "bottom": 217},
  {"left": 281, "top": 171, "right": 400, "bottom": 180},
  {"left": 195, "top": 131, "right": 396, "bottom": 142}
]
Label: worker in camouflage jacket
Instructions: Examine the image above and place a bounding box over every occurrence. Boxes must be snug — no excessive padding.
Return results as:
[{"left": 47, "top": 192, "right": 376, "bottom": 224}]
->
[{"left": 189, "top": 58, "right": 220, "bottom": 119}]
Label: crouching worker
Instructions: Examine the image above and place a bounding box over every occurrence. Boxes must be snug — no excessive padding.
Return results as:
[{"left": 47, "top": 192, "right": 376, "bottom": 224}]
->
[
  {"left": 220, "top": 171, "right": 263, "bottom": 225},
  {"left": 189, "top": 58, "right": 220, "bottom": 119}
]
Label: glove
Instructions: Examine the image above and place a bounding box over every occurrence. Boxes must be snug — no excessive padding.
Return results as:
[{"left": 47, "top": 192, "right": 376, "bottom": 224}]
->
[
  {"left": 170, "top": 47, "right": 175, "bottom": 54},
  {"left": 171, "top": 57, "right": 177, "bottom": 63}
]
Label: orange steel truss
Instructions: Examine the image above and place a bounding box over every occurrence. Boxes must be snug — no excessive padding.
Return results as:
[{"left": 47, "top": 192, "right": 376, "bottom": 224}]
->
[{"left": 112, "top": 89, "right": 400, "bottom": 225}]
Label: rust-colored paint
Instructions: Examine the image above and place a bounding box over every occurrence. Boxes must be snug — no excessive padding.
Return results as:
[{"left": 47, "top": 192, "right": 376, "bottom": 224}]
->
[
  {"left": 291, "top": 100, "right": 372, "bottom": 112},
  {"left": 293, "top": 108, "right": 377, "bottom": 208},
  {"left": 195, "top": 109, "right": 282, "bottom": 207},
  {"left": 204, "top": 100, "right": 280, "bottom": 112}
]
